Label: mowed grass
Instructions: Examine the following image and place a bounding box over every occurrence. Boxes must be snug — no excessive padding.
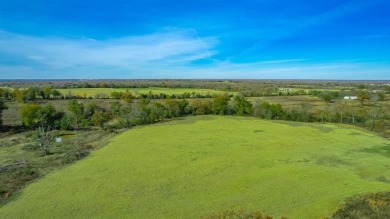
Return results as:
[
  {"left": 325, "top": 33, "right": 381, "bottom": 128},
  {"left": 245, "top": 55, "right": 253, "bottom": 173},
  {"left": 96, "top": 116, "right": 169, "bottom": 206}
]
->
[
  {"left": 1, "top": 116, "right": 390, "bottom": 218},
  {"left": 58, "top": 87, "right": 230, "bottom": 97}
]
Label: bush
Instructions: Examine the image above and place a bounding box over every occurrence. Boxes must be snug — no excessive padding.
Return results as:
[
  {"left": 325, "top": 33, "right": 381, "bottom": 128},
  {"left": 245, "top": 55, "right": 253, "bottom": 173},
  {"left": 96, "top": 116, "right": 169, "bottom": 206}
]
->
[
  {"left": 57, "top": 113, "right": 75, "bottom": 130},
  {"left": 331, "top": 192, "right": 390, "bottom": 219}
]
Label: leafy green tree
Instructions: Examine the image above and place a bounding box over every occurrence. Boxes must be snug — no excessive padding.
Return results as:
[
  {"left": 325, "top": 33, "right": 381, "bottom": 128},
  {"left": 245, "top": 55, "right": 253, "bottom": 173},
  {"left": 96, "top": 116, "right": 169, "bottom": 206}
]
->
[
  {"left": 41, "top": 86, "right": 52, "bottom": 99},
  {"left": 135, "top": 104, "right": 152, "bottom": 125},
  {"left": 177, "top": 99, "right": 190, "bottom": 116},
  {"left": 139, "top": 96, "right": 151, "bottom": 106},
  {"left": 50, "top": 89, "right": 62, "bottom": 99},
  {"left": 383, "top": 85, "right": 390, "bottom": 93},
  {"left": 91, "top": 111, "right": 110, "bottom": 129},
  {"left": 84, "top": 102, "right": 98, "bottom": 120},
  {"left": 19, "top": 103, "right": 41, "bottom": 127},
  {"left": 0, "top": 88, "right": 5, "bottom": 99},
  {"left": 297, "top": 103, "right": 312, "bottom": 122},
  {"left": 357, "top": 90, "right": 369, "bottom": 105},
  {"left": 11, "top": 88, "right": 25, "bottom": 102},
  {"left": 377, "top": 92, "right": 386, "bottom": 101},
  {"left": 121, "top": 91, "right": 134, "bottom": 103},
  {"left": 149, "top": 102, "right": 166, "bottom": 122},
  {"left": 24, "top": 87, "right": 39, "bottom": 101},
  {"left": 119, "top": 104, "right": 133, "bottom": 128},
  {"left": 68, "top": 100, "right": 85, "bottom": 128},
  {"left": 36, "top": 105, "right": 63, "bottom": 129},
  {"left": 211, "top": 93, "right": 230, "bottom": 115},
  {"left": 358, "top": 84, "right": 366, "bottom": 89},
  {"left": 0, "top": 88, "right": 11, "bottom": 100},
  {"left": 110, "top": 91, "right": 124, "bottom": 99},
  {"left": 190, "top": 99, "right": 211, "bottom": 115},
  {"left": 111, "top": 101, "right": 122, "bottom": 117},
  {"left": 0, "top": 99, "right": 8, "bottom": 128},
  {"left": 319, "top": 91, "right": 333, "bottom": 102},
  {"left": 232, "top": 95, "right": 253, "bottom": 116},
  {"left": 163, "top": 99, "right": 180, "bottom": 118},
  {"left": 57, "top": 113, "right": 75, "bottom": 130},
  {"left": 253, "top": 101, "right": 284, "bottom": 120},
  {"left": 372, "top": 92, "right": 385, "bottom": 102},
  {"left": 20, "top": 104, "right": 63, "bottom": 129}
]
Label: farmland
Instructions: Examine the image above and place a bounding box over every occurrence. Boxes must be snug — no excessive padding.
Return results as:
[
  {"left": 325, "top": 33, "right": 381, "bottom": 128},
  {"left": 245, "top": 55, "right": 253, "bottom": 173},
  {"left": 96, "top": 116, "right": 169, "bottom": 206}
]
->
[
  {"left": 57, "top": 87, "right": 231, "bottom": 98},
  {"left": 1, "top": 116, "right": 389, "bottom": 218}
]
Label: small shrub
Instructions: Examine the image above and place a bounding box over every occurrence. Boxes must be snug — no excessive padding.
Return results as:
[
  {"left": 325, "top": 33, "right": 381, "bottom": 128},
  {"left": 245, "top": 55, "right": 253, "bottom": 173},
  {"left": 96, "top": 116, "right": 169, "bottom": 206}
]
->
[{"left": 203, "top": 209, "right": 286, "bottom": 219}]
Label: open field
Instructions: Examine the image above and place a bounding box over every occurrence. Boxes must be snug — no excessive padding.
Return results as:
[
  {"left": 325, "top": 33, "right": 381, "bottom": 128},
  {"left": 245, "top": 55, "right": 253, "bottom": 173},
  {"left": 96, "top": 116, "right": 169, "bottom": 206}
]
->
[
  {"left": 58, "top": 87, "right": 231, "bottom": 98},
  {"left": 249, "top": 95, "right": 325, "bottom": 108},
  {"left": 0, "top": 116, "right": 389, "bottom": 218}
]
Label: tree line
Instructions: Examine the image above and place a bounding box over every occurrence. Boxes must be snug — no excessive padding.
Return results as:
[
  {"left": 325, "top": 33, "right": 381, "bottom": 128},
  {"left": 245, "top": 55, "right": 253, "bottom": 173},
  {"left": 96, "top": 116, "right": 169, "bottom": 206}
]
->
[
  {"left": 14, "top": 93, "right": 389, "bottom": 132},
  {"left": 0, "top": 86, "right": 61, "bottom": 102}
]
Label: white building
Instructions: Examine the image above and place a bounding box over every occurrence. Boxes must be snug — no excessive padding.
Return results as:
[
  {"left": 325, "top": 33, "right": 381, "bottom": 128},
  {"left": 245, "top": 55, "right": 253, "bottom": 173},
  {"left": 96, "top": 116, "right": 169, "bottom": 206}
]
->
[{"left": 344, "top": 96, "right": 358, "bottom": 100}]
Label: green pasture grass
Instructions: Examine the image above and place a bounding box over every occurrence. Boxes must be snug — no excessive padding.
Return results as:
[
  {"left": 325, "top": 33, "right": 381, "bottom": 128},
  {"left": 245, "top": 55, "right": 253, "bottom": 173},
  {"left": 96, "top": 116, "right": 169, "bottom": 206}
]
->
[
  {"left": 57, "top": 87, "right": 230, "bottom": 98},
  {"left": 249, "top": 95, "right": 325, "bottom": 108},
  {"left": 1, "top": 101, "right": 22, "bottom": 126},
  {"left": 1, "top": 116, "right": 389, "bottom": 218}
]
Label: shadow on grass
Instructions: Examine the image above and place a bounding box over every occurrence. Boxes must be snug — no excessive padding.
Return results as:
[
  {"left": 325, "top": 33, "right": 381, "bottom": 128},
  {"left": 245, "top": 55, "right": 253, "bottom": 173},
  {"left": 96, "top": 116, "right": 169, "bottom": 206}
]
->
[
  {"left": 273, "top": 120, "right": 333, "bottom": 133},
  {"left": 360, "top": 144, "right": 390, "bottom": 157},
  {"left": 316, "top": 155, "right": 349, "bottom": 167},
  {"left": 0, "top": 125, "right": 27, "bottom": 134}
]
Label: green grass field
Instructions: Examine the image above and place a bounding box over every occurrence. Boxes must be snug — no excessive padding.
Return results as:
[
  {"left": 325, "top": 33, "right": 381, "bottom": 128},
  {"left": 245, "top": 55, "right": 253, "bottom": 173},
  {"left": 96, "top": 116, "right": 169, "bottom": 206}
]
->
[
  {"left": 58, "top": 87, "right": 230, "bottom": 98},
  {"left": 1, "top": 116, "right": 389, "bottom": 218}
]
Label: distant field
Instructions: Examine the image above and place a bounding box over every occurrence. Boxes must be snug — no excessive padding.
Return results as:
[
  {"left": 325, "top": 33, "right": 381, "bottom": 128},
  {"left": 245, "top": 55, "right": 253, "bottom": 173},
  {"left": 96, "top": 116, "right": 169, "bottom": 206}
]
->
[
  {"left": 249, "top": 95, "right": 325, "bottom": 108},
  {"left": 58, "top": 87, "right": 230, "bottom": 98},
  {"left": 1, "top": 116, "right": 389, "bottom": 218}
]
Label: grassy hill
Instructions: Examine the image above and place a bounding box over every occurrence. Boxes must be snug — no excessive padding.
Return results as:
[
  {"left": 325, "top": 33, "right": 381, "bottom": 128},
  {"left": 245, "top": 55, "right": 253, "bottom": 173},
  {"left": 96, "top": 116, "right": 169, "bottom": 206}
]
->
[{"left": 0, "top": 116, "right": 389, "bottom": 218}]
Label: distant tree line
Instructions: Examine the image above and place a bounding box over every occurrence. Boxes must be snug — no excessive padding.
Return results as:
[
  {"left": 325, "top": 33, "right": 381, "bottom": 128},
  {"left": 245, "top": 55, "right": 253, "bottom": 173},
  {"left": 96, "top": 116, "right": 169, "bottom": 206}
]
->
[
  {"left": 1, "top": 80, "right": 389, "bottom": 102},
  {"left": 2, "top": 80, "right": 388, "bottom": 97},
  {"left": 0, "top": 86, "right": 61, "bottom": 102}
]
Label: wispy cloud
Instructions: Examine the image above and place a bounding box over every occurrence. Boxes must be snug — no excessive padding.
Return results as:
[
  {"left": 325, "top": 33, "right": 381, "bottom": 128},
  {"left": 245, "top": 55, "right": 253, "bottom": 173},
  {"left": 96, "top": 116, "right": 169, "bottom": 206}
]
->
[
  {"left": 0, "top": 28, "right": 389, "bottom": 80},
  {"left": 0, "top": 29, "right": 218, "bottom": 70}
]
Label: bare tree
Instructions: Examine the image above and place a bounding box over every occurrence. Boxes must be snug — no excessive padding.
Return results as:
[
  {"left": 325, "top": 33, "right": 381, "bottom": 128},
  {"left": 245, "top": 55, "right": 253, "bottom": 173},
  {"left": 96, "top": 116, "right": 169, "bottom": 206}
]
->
[
  {"left": 366, "top": 106, "right": 387, "bottom": 131},
  {"left": 335, "top": 101, "right": 348, "bottom": 123},
  {"left": 37, "top": 125, "right": 54, "bottom": 155}
]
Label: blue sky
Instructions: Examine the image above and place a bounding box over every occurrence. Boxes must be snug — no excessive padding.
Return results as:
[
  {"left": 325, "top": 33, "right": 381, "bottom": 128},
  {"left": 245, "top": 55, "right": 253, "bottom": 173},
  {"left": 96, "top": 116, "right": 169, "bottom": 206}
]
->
[{"left": 0, "top": 0, "right": 389, "bottom": 79}]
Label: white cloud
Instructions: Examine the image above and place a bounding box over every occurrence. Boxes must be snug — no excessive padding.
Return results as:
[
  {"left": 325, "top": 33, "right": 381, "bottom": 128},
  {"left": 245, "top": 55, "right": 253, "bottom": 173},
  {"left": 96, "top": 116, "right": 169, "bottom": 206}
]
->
[
  {"left": 0, "top": 30, "right": 218, "bottom": 69},
  {"left": 0, "top": 29, "right": 389, "bottom": 80}
]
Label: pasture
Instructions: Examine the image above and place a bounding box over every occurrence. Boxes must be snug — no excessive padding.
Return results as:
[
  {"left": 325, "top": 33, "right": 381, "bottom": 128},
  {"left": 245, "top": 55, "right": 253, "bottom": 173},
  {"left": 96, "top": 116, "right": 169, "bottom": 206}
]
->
[
  {"left": 57, "top": 87, "right": 230, "bottom": 98},
  {"left": 0, "top": 116, "right": 389, "bottom": 218}
]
